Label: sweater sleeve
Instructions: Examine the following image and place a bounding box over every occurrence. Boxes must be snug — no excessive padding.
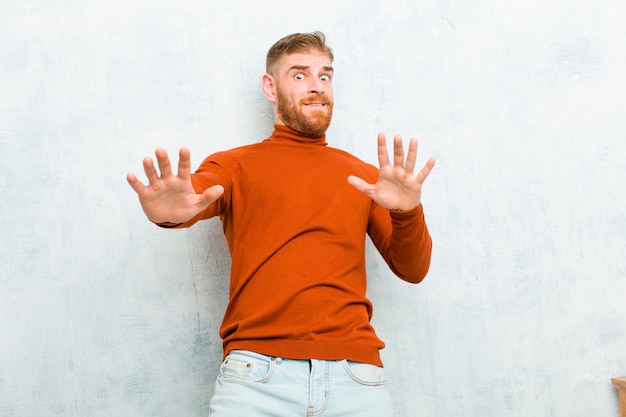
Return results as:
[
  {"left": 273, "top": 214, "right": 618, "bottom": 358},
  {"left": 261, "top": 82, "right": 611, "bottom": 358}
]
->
[{"left": 367, "top": 202, "right": 433, "bottom": 284}]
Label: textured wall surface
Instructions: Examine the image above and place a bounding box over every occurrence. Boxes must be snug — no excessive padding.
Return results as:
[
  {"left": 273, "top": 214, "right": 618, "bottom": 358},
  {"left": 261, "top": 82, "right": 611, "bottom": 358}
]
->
[{"left": 1, "top": 1, "right": 625, "bottom": 416}]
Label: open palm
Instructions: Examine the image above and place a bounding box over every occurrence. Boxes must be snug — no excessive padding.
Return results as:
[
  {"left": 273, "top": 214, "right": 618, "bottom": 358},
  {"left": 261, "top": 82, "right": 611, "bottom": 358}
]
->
[
  {"left": 348, "top": 133, "right": 435, "bottom": 211},
  {"left": 126, "top": 147, "right": 224, "bottom": 224}
]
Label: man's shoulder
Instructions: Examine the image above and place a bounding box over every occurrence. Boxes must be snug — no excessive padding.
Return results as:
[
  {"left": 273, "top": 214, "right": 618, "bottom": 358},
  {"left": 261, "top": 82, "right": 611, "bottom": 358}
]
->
[
  {"left": 326, "top": 145, "right": 376, "bottom": 167},
  {"left": 203, "top": 142, "right": 263, "bottom": 163}
]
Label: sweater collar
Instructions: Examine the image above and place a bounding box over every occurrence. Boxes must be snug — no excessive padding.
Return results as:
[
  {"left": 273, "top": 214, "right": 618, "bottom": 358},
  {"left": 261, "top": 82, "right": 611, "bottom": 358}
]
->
[{"left": 267, "top": 124, "right": 327, "bottom": 146}]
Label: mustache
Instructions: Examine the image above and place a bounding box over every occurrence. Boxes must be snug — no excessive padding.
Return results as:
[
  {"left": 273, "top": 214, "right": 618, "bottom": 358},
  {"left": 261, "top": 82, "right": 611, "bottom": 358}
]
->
[{"left": 300, "top": 95, "right": 332, "bottom": 105}]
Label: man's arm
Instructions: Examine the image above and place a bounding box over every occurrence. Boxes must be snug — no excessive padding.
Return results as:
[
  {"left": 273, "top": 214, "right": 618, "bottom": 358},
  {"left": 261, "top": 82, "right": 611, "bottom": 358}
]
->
[
  {"left": 349, "top": 133, "right": 435, "bottom": 283},
  {"left": 368, "top": 202, "right": 432, "bottom": 283},
  {"left": 127, "top": 147, "right": 224, "bottom": 225}
]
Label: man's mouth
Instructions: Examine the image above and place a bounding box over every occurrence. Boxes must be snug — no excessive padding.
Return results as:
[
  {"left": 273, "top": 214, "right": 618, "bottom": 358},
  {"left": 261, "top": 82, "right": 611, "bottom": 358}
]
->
[{"left": 301, "top": 95, "right": 331, "bottom": 108}]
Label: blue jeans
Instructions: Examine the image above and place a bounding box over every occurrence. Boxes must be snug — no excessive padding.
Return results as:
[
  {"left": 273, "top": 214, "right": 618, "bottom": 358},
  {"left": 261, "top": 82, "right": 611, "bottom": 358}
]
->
[{"left": 208, "top": 350, "right": 394, "bottom": 416}]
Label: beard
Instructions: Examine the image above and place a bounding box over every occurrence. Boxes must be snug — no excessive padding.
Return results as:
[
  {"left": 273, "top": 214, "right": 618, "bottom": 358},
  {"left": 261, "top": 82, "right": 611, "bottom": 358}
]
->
[{"left": 276, "top": 88, "right": 333, "bottom": 138}]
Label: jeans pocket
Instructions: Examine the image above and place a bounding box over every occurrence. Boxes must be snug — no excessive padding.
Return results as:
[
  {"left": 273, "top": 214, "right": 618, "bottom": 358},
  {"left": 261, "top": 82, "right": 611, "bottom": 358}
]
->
[
  {"left": 341, "top": 360, "right": 387, "bottom": 386},
  {"left": 219, "top": 350, "right": 276, "bottom": 383}
]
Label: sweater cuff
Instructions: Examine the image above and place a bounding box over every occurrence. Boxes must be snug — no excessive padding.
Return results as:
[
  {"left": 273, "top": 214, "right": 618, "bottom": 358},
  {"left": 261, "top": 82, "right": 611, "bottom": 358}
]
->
[
  {"left": 388, "top": 203, "right": 423, "bottom": 220},
  {"left": 151, "top": 220, "right": 183, "bottom": 229}
]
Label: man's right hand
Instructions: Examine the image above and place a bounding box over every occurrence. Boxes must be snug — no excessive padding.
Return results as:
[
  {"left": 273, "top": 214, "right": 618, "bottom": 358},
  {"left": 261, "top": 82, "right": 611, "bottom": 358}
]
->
[{"left": 126, "top": 147, "right": 224, "bottom": 225}]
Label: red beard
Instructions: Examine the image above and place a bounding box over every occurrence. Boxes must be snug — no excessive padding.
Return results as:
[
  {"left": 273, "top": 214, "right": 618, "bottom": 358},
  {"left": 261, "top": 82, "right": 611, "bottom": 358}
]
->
[{"left": 277, "top": 89, "right": 333, "bottom": 138}]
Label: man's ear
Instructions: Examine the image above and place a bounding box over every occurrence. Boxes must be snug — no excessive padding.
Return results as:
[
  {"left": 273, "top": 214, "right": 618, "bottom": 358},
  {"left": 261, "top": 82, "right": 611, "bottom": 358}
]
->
[{"left": 262, "top": 74, "right": 277, "bottom": 103}]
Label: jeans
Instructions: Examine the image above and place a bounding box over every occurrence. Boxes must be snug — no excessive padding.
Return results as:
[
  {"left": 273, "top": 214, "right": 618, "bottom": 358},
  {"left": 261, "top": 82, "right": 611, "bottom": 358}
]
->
[{"left": 208, "top": 350, "right": 394, "bottom": 416}]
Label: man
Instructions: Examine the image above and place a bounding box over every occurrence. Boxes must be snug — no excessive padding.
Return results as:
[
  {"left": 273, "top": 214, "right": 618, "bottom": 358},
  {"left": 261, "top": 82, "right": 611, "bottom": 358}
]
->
[{"left": 127, "top": 31, "right": 435, "bottom": 416}]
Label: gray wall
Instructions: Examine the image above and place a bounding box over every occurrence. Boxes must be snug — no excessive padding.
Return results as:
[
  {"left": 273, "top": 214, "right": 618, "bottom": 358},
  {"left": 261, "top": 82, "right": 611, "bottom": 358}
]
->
[{"left": 1, "top": 1, "right": 625, "bottom": 416}]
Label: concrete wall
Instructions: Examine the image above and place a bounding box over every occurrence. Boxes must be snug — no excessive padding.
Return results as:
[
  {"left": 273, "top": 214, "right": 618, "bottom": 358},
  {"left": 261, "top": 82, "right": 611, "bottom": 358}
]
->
[{"left": 1, "top": 1, "right": 625, "bottom": 416}]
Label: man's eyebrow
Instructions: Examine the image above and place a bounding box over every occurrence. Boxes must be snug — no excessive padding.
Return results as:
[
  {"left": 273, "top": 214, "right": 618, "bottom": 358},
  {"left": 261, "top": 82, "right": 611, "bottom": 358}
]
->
[{"left": 288, "top": 65, "right": 334, "bottom": 73}]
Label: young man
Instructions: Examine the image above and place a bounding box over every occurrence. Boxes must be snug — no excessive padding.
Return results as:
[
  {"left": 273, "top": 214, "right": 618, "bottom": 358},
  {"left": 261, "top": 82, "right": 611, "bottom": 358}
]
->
[{"left": 127, "top": 32, "right": 435, "bottom": 416}]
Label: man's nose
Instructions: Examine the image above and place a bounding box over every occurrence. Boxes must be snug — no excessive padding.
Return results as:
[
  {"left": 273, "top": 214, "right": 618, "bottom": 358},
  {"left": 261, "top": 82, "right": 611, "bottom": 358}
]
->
[{"left": 308, "top": 78, "right": 324, "bottom": 95}]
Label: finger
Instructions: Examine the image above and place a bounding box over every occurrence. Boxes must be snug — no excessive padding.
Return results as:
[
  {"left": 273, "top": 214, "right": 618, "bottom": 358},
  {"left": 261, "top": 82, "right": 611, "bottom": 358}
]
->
[
  {"left": 177, "top": 147, "right": 192, "bottom": 180},
  {"left": 377, "top": 133, "right": 391, "bottom": 168},
  {"left": 155, "top": 147, "right": 173, "bottom": 178},
  {"left": 142, "top": 156, "right": 160, "bottom": 185},
  {"left": 347, "top": 175, "right": 374, "bottom": 195},
  {"left": 393, "top": 135, "right": 404, "bottom": 167},
  {"left": 199, "top": 184, "right": 225, "bottom": 206},
  {"left": 126, "top": 172, "right": 146, "bottom": 194},
  {"left": 415, "top": 157, "right": 436, "bottom": 184},
  {"left": 404, "top": 138, "right": 418, "bottom": 174}
]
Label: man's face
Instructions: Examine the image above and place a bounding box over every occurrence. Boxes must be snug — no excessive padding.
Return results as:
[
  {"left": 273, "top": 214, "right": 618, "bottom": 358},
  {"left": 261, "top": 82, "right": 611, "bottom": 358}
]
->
[{"left": 272, "top": 50, "right": 334, "bottom": 137}]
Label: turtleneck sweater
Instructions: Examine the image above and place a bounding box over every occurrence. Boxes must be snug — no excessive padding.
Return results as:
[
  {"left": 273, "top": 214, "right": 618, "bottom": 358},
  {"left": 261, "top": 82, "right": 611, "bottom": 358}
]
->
[{"left": 175, "top": 124, "right": 432, "bottom": 366}]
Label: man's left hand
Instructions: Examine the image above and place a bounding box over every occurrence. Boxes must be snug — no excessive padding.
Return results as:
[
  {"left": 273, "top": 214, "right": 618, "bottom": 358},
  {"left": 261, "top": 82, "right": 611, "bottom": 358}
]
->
[{"left": 348, "top": 133, "right": 436, "bottom": 211}]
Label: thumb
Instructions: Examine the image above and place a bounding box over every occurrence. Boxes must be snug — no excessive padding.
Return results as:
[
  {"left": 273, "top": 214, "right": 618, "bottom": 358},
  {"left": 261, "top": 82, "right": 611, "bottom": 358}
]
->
[
  {"left": 200, "top": 184, "right": 225, "bottom": 205},
  {"left": 347, "top": 175, "right": 374, "bottom": 194}
]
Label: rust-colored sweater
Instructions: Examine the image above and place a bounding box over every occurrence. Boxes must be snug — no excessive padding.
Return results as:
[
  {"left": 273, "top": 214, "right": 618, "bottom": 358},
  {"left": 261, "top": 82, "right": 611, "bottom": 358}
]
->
[{"left": 177, "top": 124, "right": 432, "bottom": 366}]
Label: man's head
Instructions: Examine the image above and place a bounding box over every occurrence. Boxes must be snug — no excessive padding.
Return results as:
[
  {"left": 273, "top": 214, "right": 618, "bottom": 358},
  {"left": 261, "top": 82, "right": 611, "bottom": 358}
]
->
[
  {"left": 265, "top": 31, "right": 334, "bottom": 77},
  {"left": 262, "top": 32, "right": 334, "bottom": 138}
]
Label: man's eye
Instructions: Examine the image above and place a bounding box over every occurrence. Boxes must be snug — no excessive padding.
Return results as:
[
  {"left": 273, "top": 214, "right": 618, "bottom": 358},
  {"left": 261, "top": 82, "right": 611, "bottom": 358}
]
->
[
  {"left": 320, "top": 75, "right": 330, "bottom": 81},
  {"left": 294, "top": 74, "right": 305, "bottom": 80}
]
